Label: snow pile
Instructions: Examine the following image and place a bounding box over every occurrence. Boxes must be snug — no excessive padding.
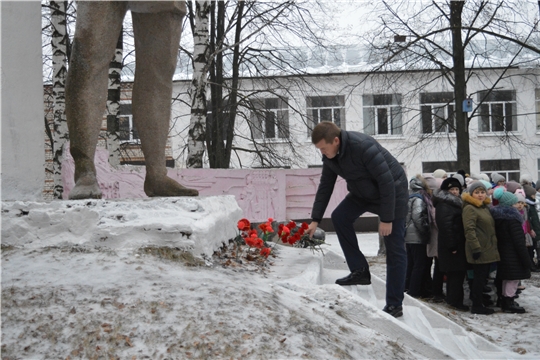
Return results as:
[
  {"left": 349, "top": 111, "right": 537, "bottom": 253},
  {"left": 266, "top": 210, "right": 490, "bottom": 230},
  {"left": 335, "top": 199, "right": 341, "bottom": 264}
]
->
[
  {"left": 2, "top": 197, "right": 540, "bottom": 359},
  {"left": 1, "top": 196, "right": 241, "bottom": 257}
]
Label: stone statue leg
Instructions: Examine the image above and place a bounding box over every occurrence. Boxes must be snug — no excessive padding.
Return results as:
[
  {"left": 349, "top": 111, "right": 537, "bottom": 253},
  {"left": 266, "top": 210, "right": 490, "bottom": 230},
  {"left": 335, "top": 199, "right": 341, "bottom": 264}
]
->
[
  {"left": 65, "top": 2, "right": 127, "bottom": 199},
  {"left": 131, "top": 11, "right": 198, "bottom": 197}
]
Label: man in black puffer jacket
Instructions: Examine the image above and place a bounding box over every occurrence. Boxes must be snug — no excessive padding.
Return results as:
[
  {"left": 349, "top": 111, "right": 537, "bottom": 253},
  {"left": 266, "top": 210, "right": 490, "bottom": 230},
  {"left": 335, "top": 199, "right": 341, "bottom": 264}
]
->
[{"left": 306, "top": 122, "right": 409, "bottom": 318}]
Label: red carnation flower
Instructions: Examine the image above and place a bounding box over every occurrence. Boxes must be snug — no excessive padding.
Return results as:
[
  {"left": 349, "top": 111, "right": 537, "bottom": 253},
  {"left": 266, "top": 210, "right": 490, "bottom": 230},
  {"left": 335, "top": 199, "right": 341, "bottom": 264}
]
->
[
  {"left": 254, "top": 238, "right": 264, "bottom": 249},
  {"left": 260, "top": 247, "right": 271, "bottom": 258},
  {"left": 237, "top": 218, "right": 251, "bottom": 231},
  {"left": 279, "top": 226, "right": 291, "bottom": 237}
]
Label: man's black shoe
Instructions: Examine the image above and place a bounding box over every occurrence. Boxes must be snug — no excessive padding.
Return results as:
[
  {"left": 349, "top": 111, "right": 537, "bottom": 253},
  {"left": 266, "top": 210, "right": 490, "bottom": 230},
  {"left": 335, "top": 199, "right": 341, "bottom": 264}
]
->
[
  {"left": 383, "top": 305, "right": 403, "bottom": 318},
  {"left": 335, "top": 268, "right": 371, "bottom": 286}
]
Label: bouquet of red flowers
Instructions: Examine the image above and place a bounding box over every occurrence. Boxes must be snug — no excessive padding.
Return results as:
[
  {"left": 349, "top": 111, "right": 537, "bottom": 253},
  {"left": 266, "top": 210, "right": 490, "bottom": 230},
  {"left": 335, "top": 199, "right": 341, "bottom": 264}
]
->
[
  {"left": 278, "top": 221, "right": 325, "bottom": 252},
  {"left": 236, "top": 217, "right": 273, "bottom": 259}
]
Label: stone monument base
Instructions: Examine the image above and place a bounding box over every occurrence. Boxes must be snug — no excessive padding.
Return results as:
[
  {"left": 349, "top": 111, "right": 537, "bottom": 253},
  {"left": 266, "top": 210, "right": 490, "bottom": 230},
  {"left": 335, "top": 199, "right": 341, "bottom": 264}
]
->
[{"left": 1, "top": 196, "right": 242, "bottom": 258}]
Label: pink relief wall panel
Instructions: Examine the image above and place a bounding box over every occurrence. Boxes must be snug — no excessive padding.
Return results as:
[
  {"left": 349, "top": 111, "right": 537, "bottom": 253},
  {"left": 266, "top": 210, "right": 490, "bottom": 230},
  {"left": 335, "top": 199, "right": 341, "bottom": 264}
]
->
[{"left": 61, "top": 147, "right": 348, "bottom": 222}]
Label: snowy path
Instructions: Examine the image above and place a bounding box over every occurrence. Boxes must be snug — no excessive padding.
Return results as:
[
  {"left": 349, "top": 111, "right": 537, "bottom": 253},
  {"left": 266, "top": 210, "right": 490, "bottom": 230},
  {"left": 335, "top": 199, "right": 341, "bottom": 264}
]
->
[{"left": 271, "top": 238, "right": 524, "bottom": 360}]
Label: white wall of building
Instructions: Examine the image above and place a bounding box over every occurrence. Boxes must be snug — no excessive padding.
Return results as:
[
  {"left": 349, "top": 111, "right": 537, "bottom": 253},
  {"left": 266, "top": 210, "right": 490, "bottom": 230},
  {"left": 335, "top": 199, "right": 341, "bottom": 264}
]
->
[
  {"left": 169, "top": 67, "right": 540, "bottom": 182},
  {"left": 1, "top": 1, "right": 45, "bottom": 201}
]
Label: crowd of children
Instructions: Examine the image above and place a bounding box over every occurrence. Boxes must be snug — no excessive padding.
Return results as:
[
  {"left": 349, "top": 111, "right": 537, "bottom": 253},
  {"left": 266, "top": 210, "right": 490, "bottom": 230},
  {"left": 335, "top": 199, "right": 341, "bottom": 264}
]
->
[{"left": 404, "top": 169, "right": 539, "bottom": 315}]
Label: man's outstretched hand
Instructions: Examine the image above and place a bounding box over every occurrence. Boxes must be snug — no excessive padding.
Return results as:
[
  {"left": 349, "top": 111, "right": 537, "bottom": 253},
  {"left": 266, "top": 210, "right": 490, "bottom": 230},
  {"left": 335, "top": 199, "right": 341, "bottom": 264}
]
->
[
  {"left": 379, "top": 222, "right": 392, "bottom": 237},
  {"left": 307, "top": 221, "right": 319, "bottom": 238}
]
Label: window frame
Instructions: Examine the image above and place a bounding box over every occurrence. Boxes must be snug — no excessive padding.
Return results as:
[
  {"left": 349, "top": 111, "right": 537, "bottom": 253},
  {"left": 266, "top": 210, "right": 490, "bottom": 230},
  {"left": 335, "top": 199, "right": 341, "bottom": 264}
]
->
[
  {"left": 118, "top": 102, "right": 140, "bottom": 144},
  {"left": 306, "top": 95, "right": 346, "bottom": 135},
  {"left": 362, "top": 94, "right": 403, "bottom": 136},
  {"left": 420, "top": 92, "right": 456, "bottom": 134},
  {"left": 479, "top": 159, "right": 521, "bottom": 183},
  {"left": 250, "top": 97, "right": 289, "bottom": 140},
  {"left": 477, "top": 90, "right": 517, "bottom": 133}
]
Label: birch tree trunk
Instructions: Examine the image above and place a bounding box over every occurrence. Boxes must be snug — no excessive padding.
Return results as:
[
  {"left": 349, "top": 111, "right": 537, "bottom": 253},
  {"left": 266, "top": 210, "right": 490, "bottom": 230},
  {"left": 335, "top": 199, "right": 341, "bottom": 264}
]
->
[
  {"left": 50, "top": 1, "right": 69, "bottom": 199},
  {"left": 106, "top": 30, "right": 123, "bottom": 167},
  {"left": 186, "top": 0, "right": 211, "bottom": 168}
]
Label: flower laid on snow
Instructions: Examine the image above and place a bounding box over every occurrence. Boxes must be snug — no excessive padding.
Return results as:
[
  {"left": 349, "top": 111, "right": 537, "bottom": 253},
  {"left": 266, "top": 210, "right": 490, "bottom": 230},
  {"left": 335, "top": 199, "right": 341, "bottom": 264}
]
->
[
  {"left": 237, "top": 218, "right": 251, "bottom": 231},
  {"left": 257, "top": 217, "right": 275, "bottom": 246},
  {"left": 278, "top": 221, "right": 307, "bottom": 245},
  {"left": 219, "top": 217, "right": 324, "bottom": 269},
  {"left": 230, "top": 218, "right": 274, "bottom": 264},
  {"left": 260, "top": 247, "right": 271, "bottom": 258},
  {"left": 278, "top": 221, "right": 325, "bottom": 252}
]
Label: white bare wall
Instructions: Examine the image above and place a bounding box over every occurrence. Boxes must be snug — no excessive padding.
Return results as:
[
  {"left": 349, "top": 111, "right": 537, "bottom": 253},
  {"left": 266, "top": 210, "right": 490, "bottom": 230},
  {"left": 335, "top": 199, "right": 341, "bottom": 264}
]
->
[{"left": 1, "top": 1, "right": 45, "bottom": 201}]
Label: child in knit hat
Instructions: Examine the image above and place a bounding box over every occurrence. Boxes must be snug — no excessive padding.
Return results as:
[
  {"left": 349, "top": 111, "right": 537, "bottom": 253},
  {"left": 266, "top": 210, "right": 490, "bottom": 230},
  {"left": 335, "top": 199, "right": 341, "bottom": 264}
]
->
[
  {"left": 505, "top": 180, "right": 522, "bottom": 194},
  {"left": 491, "top": 173, "right": 506, "bottom": 187},
  {"left": 433, "top": 169, "right": 447, "bottom": 179},
  {"left": 523, "top": 185, "right": 540, "bottom": 269},
  {"left": 462, "top": 181, "right": 500, "bottom": 314},
  {"left": 490, "top": 188, "right": 534, "bottom": 313},
  {"left": 520, "top": 174, "right": 533, "bottom": 187}
]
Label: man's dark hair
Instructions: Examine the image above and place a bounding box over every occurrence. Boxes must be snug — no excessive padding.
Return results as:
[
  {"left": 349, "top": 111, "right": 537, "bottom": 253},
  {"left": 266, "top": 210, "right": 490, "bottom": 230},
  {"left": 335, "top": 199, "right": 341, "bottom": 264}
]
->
[{"left": 311, "top": 121, "right": 341, "bottom": 144}]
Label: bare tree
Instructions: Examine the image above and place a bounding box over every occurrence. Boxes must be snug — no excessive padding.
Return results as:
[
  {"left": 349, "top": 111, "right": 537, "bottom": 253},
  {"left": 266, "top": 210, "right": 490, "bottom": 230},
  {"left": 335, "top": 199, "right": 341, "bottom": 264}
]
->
[
  {"left": 182, "top": 0, "right": 340, "bottom": 169},
  {"left": 360, "top": 0, "right": 540, "bottom": 174}
]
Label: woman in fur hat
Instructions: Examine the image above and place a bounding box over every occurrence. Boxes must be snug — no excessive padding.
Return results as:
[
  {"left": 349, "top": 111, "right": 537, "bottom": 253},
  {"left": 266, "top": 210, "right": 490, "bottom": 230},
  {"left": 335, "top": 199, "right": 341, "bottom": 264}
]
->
[
  {"left": 462, "top": 181, "right": 500, "bottom": 315},
  {"left": 433, "top": 176, "right": 468, "bottom": 311},
  {"left": 490, "top": 188, "right": 534, "bottom": 313}
]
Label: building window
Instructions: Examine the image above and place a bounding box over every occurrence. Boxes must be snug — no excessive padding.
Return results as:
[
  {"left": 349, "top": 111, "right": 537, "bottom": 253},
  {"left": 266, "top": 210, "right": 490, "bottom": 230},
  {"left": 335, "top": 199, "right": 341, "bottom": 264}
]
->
[
  {"left": 480, "top": 159, "right": 520, "bottom": 183},
  {"left": 478, "top": 90, "right": 517, "bottom": 132},
  {"left": 363, "top": 94, "right": 402, "bottom": 135},
  {"left": 534, "top": 89, "right": 540, "bottom": 132},
  {"left": 118, "top": 103, "right": 139, "bottom": 143},
  {"left": 306, "top": 95, "right": 345, "bottom": 134},
  {"left": 250, "top": 98, "right": 289, "bottom": 140},
  {"left": 420, "top": 92, "right": 455, "bottom": 133}
]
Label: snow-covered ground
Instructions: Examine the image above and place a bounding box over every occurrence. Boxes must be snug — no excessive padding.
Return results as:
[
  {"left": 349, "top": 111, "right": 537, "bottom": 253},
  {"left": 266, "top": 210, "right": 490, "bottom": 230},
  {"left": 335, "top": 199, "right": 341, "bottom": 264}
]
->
[{"left": 2, "top": 197, "right": 540, "bottom": 359}]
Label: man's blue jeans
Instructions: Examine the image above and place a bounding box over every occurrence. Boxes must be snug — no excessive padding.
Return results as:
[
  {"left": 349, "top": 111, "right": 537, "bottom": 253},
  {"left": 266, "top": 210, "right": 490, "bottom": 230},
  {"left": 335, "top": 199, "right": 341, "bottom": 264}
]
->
[{"left": 331, "top": 195, "right": 407, "bottom": 307}]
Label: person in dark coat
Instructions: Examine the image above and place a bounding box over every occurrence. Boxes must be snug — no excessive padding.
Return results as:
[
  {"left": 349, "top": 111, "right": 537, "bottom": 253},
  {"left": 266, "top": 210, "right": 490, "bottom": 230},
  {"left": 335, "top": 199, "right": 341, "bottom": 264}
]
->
[
  {"left": 491, "top": 188, "right": 534, "bottom": 313},
  {"left": 523, "top": 184, "right": 540, "bottom": 269},
  {"left": 306, "top": 122, "right": 408, "bottom": 318},
  {"left": 434, "top": 175, "right": 469, "bottom": 311}
]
